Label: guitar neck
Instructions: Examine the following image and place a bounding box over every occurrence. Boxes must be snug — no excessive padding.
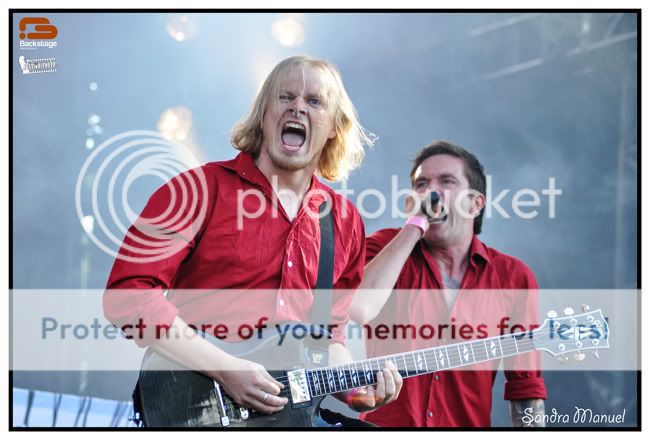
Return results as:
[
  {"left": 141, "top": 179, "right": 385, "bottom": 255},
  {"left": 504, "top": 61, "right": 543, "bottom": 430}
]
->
[{"left": 306, "top": 330, "right": 539, "bottom": 398}]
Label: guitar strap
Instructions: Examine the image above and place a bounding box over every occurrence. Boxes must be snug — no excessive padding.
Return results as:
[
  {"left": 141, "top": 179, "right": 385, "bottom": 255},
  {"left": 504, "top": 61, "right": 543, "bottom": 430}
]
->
[{"left": 311, "top": 200, "right": 334, "bottom": 353}]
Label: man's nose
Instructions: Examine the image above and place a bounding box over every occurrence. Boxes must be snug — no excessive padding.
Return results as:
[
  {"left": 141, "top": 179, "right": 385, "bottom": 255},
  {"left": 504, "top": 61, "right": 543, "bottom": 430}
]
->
[
  {"left": 289, "top": 98, "right": 307, "bottom": 116},
  {"left": 426, "top": 182, "right": 440, "bottom": 193}
]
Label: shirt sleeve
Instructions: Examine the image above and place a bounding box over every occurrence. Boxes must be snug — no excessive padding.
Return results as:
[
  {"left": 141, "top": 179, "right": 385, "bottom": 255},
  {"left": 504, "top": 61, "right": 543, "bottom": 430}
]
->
[
  {"left": 503, "top": 260, "right": 548, "bottom": 400},
  {"left": 365, "top": 228, "right": 400, "bottom": 264},
  {"left": 329, "top": 202, "right": 366, "bottom": 345},
  {"left": 103, "top": 167, "right": 214, "bottom": 347}
]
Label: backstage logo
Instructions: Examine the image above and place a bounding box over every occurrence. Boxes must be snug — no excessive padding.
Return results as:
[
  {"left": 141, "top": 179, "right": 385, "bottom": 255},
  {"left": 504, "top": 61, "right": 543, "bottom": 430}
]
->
[
  {"left": 18, "top": 17, "right": 58, "bottom": 50},
  {"left": 18, "top": 56, "right": 57, "bottom": 75}
]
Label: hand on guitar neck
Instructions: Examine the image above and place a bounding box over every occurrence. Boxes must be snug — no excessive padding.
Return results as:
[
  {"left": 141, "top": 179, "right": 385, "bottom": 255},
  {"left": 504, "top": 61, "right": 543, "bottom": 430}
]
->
[
  {"left": 345, "top": 361, "right": 403, "bottom": 412},
  {"left": 329, "top": 343, "right": 403, "bottom": 412}
]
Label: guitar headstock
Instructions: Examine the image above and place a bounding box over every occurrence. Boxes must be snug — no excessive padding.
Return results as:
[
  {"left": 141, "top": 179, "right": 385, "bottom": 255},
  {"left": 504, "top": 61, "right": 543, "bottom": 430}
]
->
[{"left": 535, "top": 305, "right": 609, "bottom": 363}]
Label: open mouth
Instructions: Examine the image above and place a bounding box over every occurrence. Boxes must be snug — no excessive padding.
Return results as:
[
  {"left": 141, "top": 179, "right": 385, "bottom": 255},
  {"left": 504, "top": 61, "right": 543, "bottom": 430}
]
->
[
  {"left": 281, "top": 121, "right": 306, "bottom": 151},
  {"left": 428, "top": 208, "right": 448, "bottom": 225}
]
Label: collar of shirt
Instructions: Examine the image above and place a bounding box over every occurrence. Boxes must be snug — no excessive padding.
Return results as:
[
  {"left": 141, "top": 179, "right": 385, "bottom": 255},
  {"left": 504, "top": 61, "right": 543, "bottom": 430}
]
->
[
  {"left": 218, "top": 152, "right": 327, "bottom": 218},
  {"left": 417, "top": 235, "right": 492, "bottom": 288}
]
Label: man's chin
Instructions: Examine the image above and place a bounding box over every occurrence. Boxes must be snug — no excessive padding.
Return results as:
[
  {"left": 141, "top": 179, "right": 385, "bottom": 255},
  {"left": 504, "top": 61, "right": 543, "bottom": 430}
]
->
[
  {"left": 269, "top": 151, "right": 312, "bottom": 172},
  {"left": 423, "top": 228, "right": 452, "bottom": 246},
  {"left": 268, "top": 144, "right": 319, "bottom": 172}
]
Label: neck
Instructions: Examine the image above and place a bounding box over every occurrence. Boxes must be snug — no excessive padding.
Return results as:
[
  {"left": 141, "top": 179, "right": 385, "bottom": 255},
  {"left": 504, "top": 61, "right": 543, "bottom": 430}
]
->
[
  {"left": 255, "top": 151, "right": 316, "bottom": 200},
  {"left": 424, "top": 233, "right": 474, "bottom": 279}
]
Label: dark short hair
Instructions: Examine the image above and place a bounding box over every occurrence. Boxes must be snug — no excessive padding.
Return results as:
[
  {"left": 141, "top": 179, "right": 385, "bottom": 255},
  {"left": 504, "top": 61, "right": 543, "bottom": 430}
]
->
[{"left": 410, "top": 140, "right": 486, "bottom": 235}]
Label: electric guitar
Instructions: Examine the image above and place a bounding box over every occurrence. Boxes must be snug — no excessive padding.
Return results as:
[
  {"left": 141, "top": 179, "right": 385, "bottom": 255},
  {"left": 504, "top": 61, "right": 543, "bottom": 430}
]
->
[{"left": 135, "top": 306, "right": 609, "bottom": 427}]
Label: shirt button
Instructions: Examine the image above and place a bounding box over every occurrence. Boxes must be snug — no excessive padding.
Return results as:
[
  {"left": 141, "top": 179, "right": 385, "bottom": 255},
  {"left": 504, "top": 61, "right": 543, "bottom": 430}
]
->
[
  {"left": 287, "top": 261, "right": 293, "bottom": 268},
  {"left": 435, "top": 375, "right": 440, "bottom": 380},
  {"left": 428, "top": 412, "right": 433, "bottom": 417},
  {"left": 279, "top": 299, "right": 285, "bottom": 306}
]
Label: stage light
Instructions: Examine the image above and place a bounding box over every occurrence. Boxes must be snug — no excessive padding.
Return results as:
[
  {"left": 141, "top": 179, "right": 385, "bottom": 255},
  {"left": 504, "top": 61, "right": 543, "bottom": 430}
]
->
[
  {"left": 158, "top": 106, "right": 192, "bottom": 141},
  {"left": 89, "top": 82, "right": 98, "bottom": 92},
  {"left": 166, "top": 15, "right": 198, "bottom": 42},
  {"left": 81, "top": 215, "right": 95, "bottom": 235},
  {"left": 88, "top": 114, "right": 101, "bottom": 125},
  {"left": 271, "top": 14, "right": 305, "bottom": 47},
  {"left": 85, "top": 138, "right": 95, "bottom": 149}
]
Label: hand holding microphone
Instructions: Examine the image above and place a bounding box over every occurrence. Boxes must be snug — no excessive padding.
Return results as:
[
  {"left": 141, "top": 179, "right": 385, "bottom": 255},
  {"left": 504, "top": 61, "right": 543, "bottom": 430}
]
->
[{"left": 406, "top": 191, "right": 446, "bottom": 236}]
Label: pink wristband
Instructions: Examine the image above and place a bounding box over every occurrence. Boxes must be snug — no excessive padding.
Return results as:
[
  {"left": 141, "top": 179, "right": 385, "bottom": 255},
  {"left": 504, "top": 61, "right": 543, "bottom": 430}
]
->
[{"left": 406, "top": 216, "right": 428, "bottom": 235}]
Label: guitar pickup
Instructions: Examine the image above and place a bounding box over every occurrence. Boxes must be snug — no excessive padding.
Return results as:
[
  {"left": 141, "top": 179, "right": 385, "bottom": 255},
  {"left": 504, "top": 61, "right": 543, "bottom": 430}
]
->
[{"left": 286, "top": 369, "right": 312, "bottom": 409}]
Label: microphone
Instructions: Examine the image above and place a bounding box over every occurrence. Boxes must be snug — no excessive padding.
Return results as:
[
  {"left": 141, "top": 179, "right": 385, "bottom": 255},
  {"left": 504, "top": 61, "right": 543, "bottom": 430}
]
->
[
  {"left": 422, "top": 191, "right": 446, "bottom": 223},
  {"left": 429, "top": 191, "right": 440, "bottom": 208}
]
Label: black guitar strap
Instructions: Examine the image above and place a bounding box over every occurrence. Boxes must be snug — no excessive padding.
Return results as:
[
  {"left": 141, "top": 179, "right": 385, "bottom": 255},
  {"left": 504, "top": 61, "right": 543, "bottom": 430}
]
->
[{"left": 311, "top": 200, "right": 334, "bottom": 350}]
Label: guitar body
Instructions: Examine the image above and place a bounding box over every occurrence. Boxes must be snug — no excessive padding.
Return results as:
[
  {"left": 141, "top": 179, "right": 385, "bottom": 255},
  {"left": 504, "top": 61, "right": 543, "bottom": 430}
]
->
[{"left": 136, "top": 323, "right": 329, "bottom": 427}]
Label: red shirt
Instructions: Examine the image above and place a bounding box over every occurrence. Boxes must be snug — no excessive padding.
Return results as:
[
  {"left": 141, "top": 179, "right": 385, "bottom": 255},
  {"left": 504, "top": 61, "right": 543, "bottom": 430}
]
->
[
  {"left": 360, "top": 228, "right": 547, "bottom": 427},
  {"left": 104, "top": 152, "right": 365, "bottom": 346}
]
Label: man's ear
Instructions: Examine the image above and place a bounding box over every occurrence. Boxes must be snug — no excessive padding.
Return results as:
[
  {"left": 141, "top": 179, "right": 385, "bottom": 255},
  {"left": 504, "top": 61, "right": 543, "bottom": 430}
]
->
[
  {"left": 472, "top": 193, "right": 486, "bottom": 217},
  {"left": 328, "top": 125, "right": 336, "bottom": 140}
]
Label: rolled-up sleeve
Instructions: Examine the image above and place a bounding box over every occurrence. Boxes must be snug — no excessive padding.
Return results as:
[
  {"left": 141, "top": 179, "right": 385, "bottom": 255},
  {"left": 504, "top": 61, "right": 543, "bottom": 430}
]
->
[
  {"left": 503, "top": 260, "right": 547, "bottom": 400},
  {"left": 504, "top": 372, "right": 547, "bottom": 400}
]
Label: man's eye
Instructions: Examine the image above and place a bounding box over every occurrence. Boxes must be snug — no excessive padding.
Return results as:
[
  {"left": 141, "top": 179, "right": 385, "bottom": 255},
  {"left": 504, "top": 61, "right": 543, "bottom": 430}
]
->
[
  {"left": 309, "top": 98, "right": 322, "bottom": 106},
  {"left": 415, "top": 181, "right": 427, "bottom": 188},
  {"left": 279, "top": 95, "right": 291, "bottom": 102}
]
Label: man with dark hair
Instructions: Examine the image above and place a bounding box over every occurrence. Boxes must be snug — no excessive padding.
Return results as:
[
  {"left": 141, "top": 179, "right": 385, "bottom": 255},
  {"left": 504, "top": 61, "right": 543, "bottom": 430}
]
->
[
  {"left": 409, "top": 141, "right": 486, "bottom": 234},
  {"left": 350, "top": 140, "right": 546, "bottom": 427}
]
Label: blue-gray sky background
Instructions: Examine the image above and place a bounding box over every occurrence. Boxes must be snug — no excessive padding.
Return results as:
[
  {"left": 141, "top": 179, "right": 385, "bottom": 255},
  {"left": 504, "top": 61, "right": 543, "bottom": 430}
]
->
[{"left": 12, "top": 12, "right": 638, "bottom": 427}]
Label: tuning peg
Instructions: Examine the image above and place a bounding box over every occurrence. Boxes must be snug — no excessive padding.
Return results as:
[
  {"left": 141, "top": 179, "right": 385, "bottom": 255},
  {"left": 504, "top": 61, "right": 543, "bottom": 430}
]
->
[
  {"left": 546, "top": 310, "right": 558, "bottom": 319},
  {"left": 581, "top": 304, "right": 591, "bottom": 312},
  {"left": 574, "top": 352, "right": 586, "bottom": 362},
  {"left": 593, "top": 350, "right": 600, "bottom": 359},
  {"left": 557, "top": 355, "right": 568, "bottom": 364},
  {"left": 563, "top": 307, "right": 574, "bottom": 316}
]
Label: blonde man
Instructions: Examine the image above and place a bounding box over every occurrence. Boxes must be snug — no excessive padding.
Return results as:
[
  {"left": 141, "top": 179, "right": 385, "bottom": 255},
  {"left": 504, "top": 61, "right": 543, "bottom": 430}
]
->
[{"left": 105, "top": 56, "right": 402, "bottom": 426}]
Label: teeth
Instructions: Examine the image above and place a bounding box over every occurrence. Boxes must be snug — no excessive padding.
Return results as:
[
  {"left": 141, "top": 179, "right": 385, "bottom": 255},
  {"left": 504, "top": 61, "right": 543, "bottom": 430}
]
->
[
  {"left": 429, "top": 214, "right": 448, "bottom": 225},
  {"left": 285, "top": 122, "right": 304, "bottom": 131}
]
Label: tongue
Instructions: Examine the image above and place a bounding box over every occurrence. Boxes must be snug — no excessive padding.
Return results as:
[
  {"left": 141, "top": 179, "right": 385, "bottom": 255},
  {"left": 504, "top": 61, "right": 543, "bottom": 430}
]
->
[{"left": 282, "top": 132, "right": 305, "bottom": 147}]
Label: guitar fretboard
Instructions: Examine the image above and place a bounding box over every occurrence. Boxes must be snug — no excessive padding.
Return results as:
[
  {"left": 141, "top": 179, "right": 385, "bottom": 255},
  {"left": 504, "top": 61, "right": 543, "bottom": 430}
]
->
[{"left": 306, "top": 330, "right": 537, "bottom": 398}]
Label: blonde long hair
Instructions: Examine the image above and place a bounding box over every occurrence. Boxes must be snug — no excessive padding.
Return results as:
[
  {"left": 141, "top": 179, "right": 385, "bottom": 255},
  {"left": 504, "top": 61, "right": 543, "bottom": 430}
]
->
[{"left": 231, "top": 56, "right": 375, "bottom": 182}]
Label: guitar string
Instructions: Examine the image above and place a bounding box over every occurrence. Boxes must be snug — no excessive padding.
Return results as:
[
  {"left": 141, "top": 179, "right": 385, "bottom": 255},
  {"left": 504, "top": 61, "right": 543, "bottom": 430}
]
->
[
  {"left": 259, "top": 331, "right": 571, "bottom": 390},
  {"left": 221, "top": 339, "right": 543, "bottom": 411},
  {"left": 219, "top": 332, "right": 591, "bottom": 410}
]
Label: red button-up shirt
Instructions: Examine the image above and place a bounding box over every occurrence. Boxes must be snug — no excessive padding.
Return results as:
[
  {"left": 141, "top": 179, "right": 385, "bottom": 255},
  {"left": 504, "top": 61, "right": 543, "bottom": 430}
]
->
[
  {"left": 360, "top": 228, "right": 547, "bottom": 427},
  {"left": 104, "top": 152, "right": 365, "bottom": 347}
]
